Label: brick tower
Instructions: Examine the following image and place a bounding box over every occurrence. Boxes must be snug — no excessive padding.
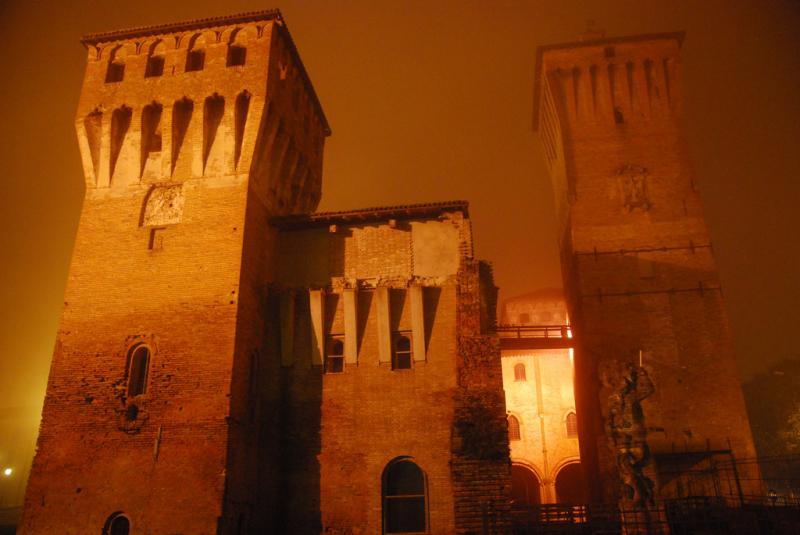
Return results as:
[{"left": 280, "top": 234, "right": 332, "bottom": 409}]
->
[
  {"left": 533, "top": 33, "right": 758, "bottom": 503},
  {"left": 20, "top": 11, "right": 328, "bottom": 534}
]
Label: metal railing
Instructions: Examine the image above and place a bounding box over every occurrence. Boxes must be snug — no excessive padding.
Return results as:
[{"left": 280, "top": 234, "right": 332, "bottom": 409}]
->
[{"left": 495, "top": 325, "right": 572, "bottom": 339}]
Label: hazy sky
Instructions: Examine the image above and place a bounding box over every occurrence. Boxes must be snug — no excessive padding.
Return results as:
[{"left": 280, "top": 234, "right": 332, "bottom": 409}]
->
[{"left": 0, "top": 0, "right": 798, "bottom": 421}]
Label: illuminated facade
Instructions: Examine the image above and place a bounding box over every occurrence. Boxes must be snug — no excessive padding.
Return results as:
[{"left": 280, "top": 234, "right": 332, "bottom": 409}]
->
[
  {"left": 533, "top": 33, "right": 759, "bottom": 504},
  {"left": 18, "top": 8, "right": 762, "bottom": 534},
  {"left": 499, "top": 290, "right": 587, "bottom": 506},
  {"left": 19, "top": 10, "right": 510, "bottom": 535}
]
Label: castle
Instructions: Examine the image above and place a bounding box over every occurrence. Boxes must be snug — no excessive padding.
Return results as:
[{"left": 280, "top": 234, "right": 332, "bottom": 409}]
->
[{"left": 19, "top": 10, "right": 757, "bottom": 535}]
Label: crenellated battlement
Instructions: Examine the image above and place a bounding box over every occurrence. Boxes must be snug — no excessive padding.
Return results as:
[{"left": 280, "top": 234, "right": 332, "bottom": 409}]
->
[
  {"left": 534, "top": 33, "right": 683, "bottom": 133},
  {"left": 76, "top": 9, "right": 328, "bottom": 215}
]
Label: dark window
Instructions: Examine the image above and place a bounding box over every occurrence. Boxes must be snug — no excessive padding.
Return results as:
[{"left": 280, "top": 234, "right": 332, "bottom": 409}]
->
[
  {"left": 614, "top": 106, "right": 624, "bottom": 124},
  {"left": 514, "top": 363, "right": 526, "bottom": 381},
  {"left": 392, "top": 335, "right": 412, "bottom": 370},
  {"left": 127, "top": 345, "right": 150, "bottom": 396},
  {"left": 326, "top": 339, "right": 344, "bottom": 374},
  {"left": 185, "top": 34, "right": 206, "bottom": 72},
  {"left": 186, "top": 49, "right": 205, "bottom": 72},
  {"left": 383, "top": 459, "right": 426, "bottom": 534},
  {"left": 103, "top": 512, "right": 130, "bottom": 535},
  {"left": 508, "top": 415, "right": 521, "bottom": 441},
  {"left": 227, "top": 45, "right": 247, "bottom": 67},
  {"left": 566, "top": 411, "right": 578, "bottom": 438},
  {"left": 105, "top": 46, "right": 125, "bottom": 83},
  {"left": 145, "top": 40, "right": 165, "bottom": 78},
  {"left": 518, "top": 312, "right": 530, "bottom": 324}
]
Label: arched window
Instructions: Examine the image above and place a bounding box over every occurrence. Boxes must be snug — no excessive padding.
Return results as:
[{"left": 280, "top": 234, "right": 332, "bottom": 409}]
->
[
  {"left": 392, "top": 335, "right": 412, "bottom": 370},
  {"left": 514, "top": 363, "right": 526, "bottom": 381},
  {"left": 185, "top": 34, "right": 206, "bottom": 72},
  {"left": 326, "top": 338, "right": 344, "bottom": 374},
  {"left": 383, "top": 458, "right": 426, "bottom": 534},
  {"left": 105, "top": 45, "right": 126, "bottom": 83},
  {"left": 103, "top": 512, "right": 130, "bottom": 535},
  {"left": 566, "top": 411, "right": 578, "bottom": 438},
  {"left": 508, "top": 415, "right": 521, "bottom": 441},
  {"left": 145, "top": 40, "right": 166, "bottom": 78},
  {"left": 227, "top": 29, "right": 247, "bottom": 67},
  {"left": 127, "top": 345, "right": 150, "bottom": 396}
]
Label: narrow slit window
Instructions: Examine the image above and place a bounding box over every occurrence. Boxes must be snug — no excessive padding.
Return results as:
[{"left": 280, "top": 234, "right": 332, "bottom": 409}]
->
[
  {"left": 326, "top": 339, "right": 344, "bottom": 374},
  {"left": 566, "top": 411, "right": 578, "bottom": 438},
  {"left": 508, "top": 415, "right": 521, "bottom": 441},
  {"left": 127, "top": 345, "right": 150, "bottom": 396},
  {"left": 514, "top": 363, "right": 527, "bottom": 382},
  {"left": 392, "top": 335, "right": 412, "bottom": 370}
]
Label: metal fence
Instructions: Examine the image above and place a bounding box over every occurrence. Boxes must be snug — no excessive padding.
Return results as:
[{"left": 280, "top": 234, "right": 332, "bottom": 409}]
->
[{"left": 507, "top": 455, "right": 800, "bottom": 534}]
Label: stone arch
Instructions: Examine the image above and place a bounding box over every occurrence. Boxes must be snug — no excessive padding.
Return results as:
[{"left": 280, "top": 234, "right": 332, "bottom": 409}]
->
[
  {"left": 511, "top": 462, "right": 542, "bottom": 507},
  {"left": 553, "top": 460, "right": 588, "bottom": 505}
]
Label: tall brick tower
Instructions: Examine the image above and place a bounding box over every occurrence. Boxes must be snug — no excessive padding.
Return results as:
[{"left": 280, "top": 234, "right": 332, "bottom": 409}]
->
[
  {"left": 21, "top": 11, "right": 328, "bottom": 534},
  {"left": 533, "top": 33, "right": 758, "bottom": 502}
]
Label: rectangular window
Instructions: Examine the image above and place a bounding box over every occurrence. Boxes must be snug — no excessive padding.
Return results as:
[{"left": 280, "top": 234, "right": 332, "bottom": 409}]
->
[
  {"left": 326, "top": 337, "right": 344, "bottom": 374},
  {"left": 392, "top": 334, "right": 412, "bottom": 370}
]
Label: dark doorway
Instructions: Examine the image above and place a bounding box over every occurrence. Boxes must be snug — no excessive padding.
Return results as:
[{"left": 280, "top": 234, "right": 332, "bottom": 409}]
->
[
  {"left": 511, "top": 464, "right": 541, "bottom": 506},
  {"left": 555, "top": 462, "right": 588, "bottom": 504}
]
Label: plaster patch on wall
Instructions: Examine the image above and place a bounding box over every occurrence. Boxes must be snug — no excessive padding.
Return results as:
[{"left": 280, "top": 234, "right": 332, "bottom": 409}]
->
[
  {"left": 142, "top": 184, "right": 185, "bottom": 226},
  {"left": 411, "top": 220, "right": 460, "bottom": 277}
]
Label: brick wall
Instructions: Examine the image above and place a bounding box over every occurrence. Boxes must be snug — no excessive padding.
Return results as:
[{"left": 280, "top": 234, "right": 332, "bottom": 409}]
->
[
  {"left": 22, "top": 12, "right": 328, "bottom": 534},
  {"left": 536, "top": 34, "right": 759, "bottom": 503}
]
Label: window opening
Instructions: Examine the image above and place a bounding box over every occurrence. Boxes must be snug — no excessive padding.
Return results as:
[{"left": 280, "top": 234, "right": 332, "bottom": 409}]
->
[
  {"left": 145, "top": 40, "right": 165, "bottom": 77},
  {"left": 514, "top": 363, "right": 527, "bottom": 381},
  {"left": 383, "top": 459, "right": 427, "bottom": 534},
  {"left": 508, "top": 415, "right": 521, "bottom": 441},
  {"left": 326, "top": 338, "right": 344, "bottom": 374},
  {"left": 227, "top": 29, "right": 247, "bottom": 67},
  {"left": 105, "top": 45, "right": 125, "bottom": 83},
  {"left": 566, "top": 411, "right": 578, "bottom": 438},
  {"left": 103, "top": 512, "right": 130, "bottom": 535},
  {"left": 185, "top": 34, "right": 206, "bottom": 72},
  {"left": 392, "top": 335, "right": 412, "bottom": 370},
  {"left": 127, "top": 345, "right": 150, "bottom": 396}
]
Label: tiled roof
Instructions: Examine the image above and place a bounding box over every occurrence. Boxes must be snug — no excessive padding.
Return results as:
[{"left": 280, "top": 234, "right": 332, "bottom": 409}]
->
[{"left": 80, "top": 10, "right": 282, "bottom": 45}]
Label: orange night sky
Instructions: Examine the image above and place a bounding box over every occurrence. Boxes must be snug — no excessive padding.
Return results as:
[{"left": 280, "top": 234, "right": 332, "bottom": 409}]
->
[{"left": 0, "top": 0, "right": 798, "bottom": 501}]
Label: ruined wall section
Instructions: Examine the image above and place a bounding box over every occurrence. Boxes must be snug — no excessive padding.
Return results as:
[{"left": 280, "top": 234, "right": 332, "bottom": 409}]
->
[
  {"left": 269, "top": 206, "right": 511, "bottom": 533},
  {"left": 452, "top": 260, "right": 512, "bottom": 534},
  {"left": 535, "top": 34, "right": 758, "bottom": 503}
]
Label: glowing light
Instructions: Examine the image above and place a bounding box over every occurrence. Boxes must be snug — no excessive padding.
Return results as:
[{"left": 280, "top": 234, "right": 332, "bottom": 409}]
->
[{"left": 2, "top": 468, "right": 12, "bottom": 477}]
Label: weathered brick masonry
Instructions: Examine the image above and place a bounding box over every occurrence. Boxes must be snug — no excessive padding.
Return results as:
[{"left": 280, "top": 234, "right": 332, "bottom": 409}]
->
[
  {"left": 270, "top": 205, "right": 511, "bottom": 534},
  {"left": 533, "top": 33, "right": 759, "bottom": 503},
  {"left": 21, "top": 10, "right": 513, "bottom": 532},
  {"left": 21, "top": 10, "right": 329, "bottom": 534}
]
